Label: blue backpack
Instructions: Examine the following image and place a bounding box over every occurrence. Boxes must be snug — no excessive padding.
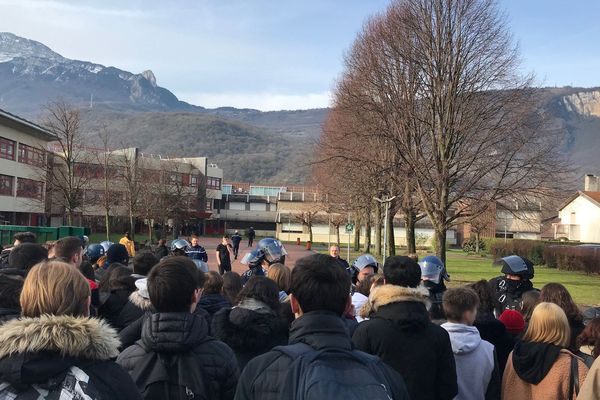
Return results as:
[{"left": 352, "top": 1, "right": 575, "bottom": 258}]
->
[{"left": 274, "top": 343, "right": 394, "bottom": 400}]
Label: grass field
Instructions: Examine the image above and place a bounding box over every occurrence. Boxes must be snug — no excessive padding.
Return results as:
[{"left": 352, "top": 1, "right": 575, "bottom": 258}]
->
[{"left": 316, "top": 246, "right": 600, "bottom": 306}]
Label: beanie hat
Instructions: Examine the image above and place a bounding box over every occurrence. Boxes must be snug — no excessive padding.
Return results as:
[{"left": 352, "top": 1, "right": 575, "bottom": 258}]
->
[
  {"left": 499, "top": 309, "right": 525, "bottom": 334},
  {"left": 107, "top": 243, "right": 129, "bottom": 265}
]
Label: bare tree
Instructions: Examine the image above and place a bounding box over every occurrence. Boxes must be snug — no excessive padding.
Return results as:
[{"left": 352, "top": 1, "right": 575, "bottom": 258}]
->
[
  {"left": 95, "top": 129, "right": 113, "bottom": 241},
  {"left": 335, "top": 0, "right": 568, "bottom": 263},
  {"left": 119, "top": 148, "right": 142, "bottom": 239}
]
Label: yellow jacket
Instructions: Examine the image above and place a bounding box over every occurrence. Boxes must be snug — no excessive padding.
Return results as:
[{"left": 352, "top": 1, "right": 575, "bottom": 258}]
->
[{"left": 119, "top": 237, "right": 135, "bottom": 257}]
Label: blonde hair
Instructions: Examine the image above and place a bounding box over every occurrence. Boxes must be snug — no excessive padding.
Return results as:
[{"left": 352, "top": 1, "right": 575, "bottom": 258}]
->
[
  {"left": 267, "top": 263, "right": 291, "bottom": 293},
  {"left": 21, "top": 260, "right": 90, "bottom": 318},
  {"left": 522, "top": 302, "right": 570, "bottom": 347}
]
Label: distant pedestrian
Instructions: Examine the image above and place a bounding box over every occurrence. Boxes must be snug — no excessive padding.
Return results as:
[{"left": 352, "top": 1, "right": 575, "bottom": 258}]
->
[
  {"left": 153, "top": 238, "right": 169, "bottom": 260},
  {"left": 186, "top": 235, "right": 208, "bottom": 263},
  {"left": 247, "top": 227, "right": 255, "bottom": 247},
  {"left": 216, "top": 235, "right": 233, "bottom": 275},
  {"left": 329, "top": 245, "right": 350, "bottom": 270},
  {"left": 231, "top": 231, "right": 242, "bottom": 259}
]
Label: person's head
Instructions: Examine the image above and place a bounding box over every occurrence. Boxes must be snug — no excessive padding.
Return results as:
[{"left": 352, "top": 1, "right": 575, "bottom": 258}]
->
[
  {"left": 329, "top": 245, "right": 340, "bottom": 258},
  {"left": 577, "top": 318, "right": 600, "bottom": 359},
  {"left": 237, "top": 276, "right": 280, "bottom": 313},
  {"left": 499, "top": 309, "right": 525, "bottom": 335},
  {"left": 234, "top": 230, "right": 239, "bottom": 234},
  {"left": 521, "top": 290, "right": 542, "bottom": 322},
  {"left": 356, "top": 274, "right": 377, "bottom": 297},
  {"left": 44, "top": 240, "right": 56, "bottom": 258},
  {"left": 442, "top": 287, "right": 479, "bottom": 325},
  {"left": 290, "top": 253, "right": 351, "bottom": 317},
  {"left": 468, "top": 279, "right": 498, "bottom": 315},
  {"left": 158, "top": 239, "right": 166, "bottom": 247},
  {"left": 383, "top": 256, "right": 421, "bottom": 288},
  {"left": 21, "top": 260, "right": 91, "bottom": 318},
  {"left": 522, "top": 302, "right": 570, "bottom": 347},
  {"left": 351, "top": 254, "right": 379, "bottom": 284},
  {"left": 191, "top": 236, "right": 199, "bottom": 247},
  {"left": 8, "top": 243, "right": 48, "bottom": 273},
  {"left": 97, "top": 263, "right": 132, "bottom": 292},
  {"left": 13, "top": 232, "right": 36, "bottom": 247},
  {"left": 147, "top": 256, "right": 206, "bottom": 313},
  {"left": 370, "top": 273, "right": 385, "bottom": 291},
  {"left": 222, "top": 271, "right": 243, "bottom": 305},
  {"left": 499, "top": 255, "right": 534, "bottom": 281},
  {"left": 124, "top": 231, "right": 131, "bottom": 240},
  {"left": 79, "top": 262, "right": 95, "bottom": 281},
  {"left": 407, "top": 253, "right": 419, "bottom": 262},
  {"left": 0, "top": 274, "right": 24, "bottom": 310},
  {"left": 106, "top": 243, "right": 129, "bottom": 265},
  {"left": 204, "top": 271, "right": 224, "bottom": 295},
  {"left": 221, "top": 235, "right": 229, "bottom": 245},
  {"left": 540, "top": 283, "right": 583, "bottom": 324},
  {"left": 267, "top": 263, "right": 291, "bottom": 293},
  {"left": 133, "top": 252, "right": 158, "bottom": 276},
  {"left": 54, "top": 236, "right": 84, "bottom": 268}
]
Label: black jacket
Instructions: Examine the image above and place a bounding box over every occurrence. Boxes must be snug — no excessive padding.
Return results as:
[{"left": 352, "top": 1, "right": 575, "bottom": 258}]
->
[
  {"left": 474, "top": 311, "right": 515, "bottom": 374},
  {"left": 0, "top": 308, "right": 19, "bottom": 324},
  {"left": 117, "top": 311, "right": 239, "bottom": 400},
  {"left": 352, "top": 284, "right": 458, "bottom": 400},
  {"left": 0, "top": 315, "right": 141, "bottom": 399},
  {"left": 198, "top": 293, "right": 231, "bottom": 326},
  {"left": 211, "top": 301, "right": 288, "bottom": 370},
  {"left": 154, "top": 245, "right": 169, "bottom": 260},
  {"left": 118, "top": 290, "right": 152, "bottom": 330},
  {"left": 234, "top": 311, "right": 409, "bottom": 400},
  {"left": 98, "top": 288, "right": 134, "bottom": 329}
]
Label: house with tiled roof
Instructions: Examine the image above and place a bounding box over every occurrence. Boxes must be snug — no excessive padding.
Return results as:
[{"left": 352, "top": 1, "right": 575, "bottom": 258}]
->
[{"left": 553, "top": 175, "right": 600, "bottom": 242}]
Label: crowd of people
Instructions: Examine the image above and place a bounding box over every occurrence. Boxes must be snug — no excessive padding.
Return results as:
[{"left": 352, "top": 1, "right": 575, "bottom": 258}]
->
[{"left": 0, "top": 231, "right": 598, "bottom": 399}]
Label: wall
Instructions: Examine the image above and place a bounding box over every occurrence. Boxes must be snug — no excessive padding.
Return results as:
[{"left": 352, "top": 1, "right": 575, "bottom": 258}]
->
[{"left": 559, "top": 195, "right": 600, "bottom": 242}]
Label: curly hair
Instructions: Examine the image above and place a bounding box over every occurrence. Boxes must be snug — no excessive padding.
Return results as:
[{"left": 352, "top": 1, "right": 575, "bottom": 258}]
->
[
  {"left": 540, "top": 283, "right": 583, "bottom": 324},
  {"left": 467, "top": 279, "right": 499, "bottom": 315},
  {"left": 577, "top": 318, "right": 600, "bottom": 358}
]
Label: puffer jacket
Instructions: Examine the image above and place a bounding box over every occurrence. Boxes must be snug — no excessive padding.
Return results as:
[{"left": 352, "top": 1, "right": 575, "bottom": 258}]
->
[
  {"left": 0, "top": 315, "right": 141, "bottom": 399},
  {"left": 211, "top": 299, "right": 288, "bottom": 369},
  {"left": 234, "top": 311, "right": 409, "bottom": 400},
  {"left": 118, "top": 290, "right": 152, "bottom": 329},
  {"left": 117, "top": 311, "right": 239, "bottom": 400},
  {"left": 502, "top": 341, "right": 588, "bottom": 400},
  {"left": 98, "top": 288, "right": 134, "bottom": 329},
  {"left": 353, "top": 284, "right": 458, "bottom": 400},
  {"left": 198, "top": 292, "right": 231, "bottom": 327}
]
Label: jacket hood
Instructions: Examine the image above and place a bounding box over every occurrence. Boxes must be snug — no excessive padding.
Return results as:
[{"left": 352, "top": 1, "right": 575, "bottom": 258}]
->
[
  {"left": 442, "top": 322, "right": 482, "bottom": 354},
  {"left": 141, "top": 312, "right": 209, "bottom": 353},
  {"left": 129, "top": 290, "right": 152, "bottom": 311},
  {"left": 289, "top": 311, "right": 352, "bottom": 351},
  {"left": 0, "top": 315, "right": 120, "bottom": 361},
  {"left": 512, "top": 341, "right": 563, "bottom": 384},
  {"left": 198, "top": 293, "right": 231, "bottom": 315},
  {"left": 211, "top": 307, "right": 288, "bottom": 353},
  {"left": 360, "top": 284, "right": 430, "bottom": 319}
]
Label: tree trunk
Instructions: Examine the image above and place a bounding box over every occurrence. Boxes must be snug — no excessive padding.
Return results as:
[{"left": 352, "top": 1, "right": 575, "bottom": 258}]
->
[
  {"left": 435, "top": 229, "right": 447, "bottom": 265},
  {"left": 67, "top": 209, "right": 73, "bottom": 226},
  {"left": 336, "top": 226, "right": 340, "bottom": 246},
  {"left": 364, "top": 214, "right": 372, "bottom": 252},
  {"left": 104, "top": 212, "right": 110, "bottom": 241},
  {"left": 308, "top": 223, "right": 313, "bottom": 243},
  {"left": 405, "top": 212, "right": 417, "bottom": 254},
  {"left": 387, "top": 208, "right": 396, "bottom": 256},
  {"left": 475, "top": 231, "right": 480, "bottom": 253},
  {"left": 129, "top": 205, "right": 135, "bottom": 240},
  {"left": 354, "top": 219, "right": 361, "bottom": 251},
  {"left": 374, "top": 203, "right": 382, "bottom": 256}
]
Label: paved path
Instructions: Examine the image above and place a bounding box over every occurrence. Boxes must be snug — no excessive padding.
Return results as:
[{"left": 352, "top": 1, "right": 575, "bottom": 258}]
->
[{"left": 199, "top": 237, "right": 317, "bottom": 274}]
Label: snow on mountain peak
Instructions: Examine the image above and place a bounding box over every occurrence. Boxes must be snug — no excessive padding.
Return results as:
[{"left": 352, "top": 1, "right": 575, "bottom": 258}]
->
[{"left": 0, "top": 32, "right": 64, "bottom": 62}]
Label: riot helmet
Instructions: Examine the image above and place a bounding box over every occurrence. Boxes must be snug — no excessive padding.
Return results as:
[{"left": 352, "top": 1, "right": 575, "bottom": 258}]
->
[
  {"left": 497, "top": 255, "right": 534, "bottom": 280},
  {"left": 86, "top": 243, "right": 105, "bottom": 263},
  {"left": 99, "top": 241, "right": 113, "bottom": 253},
  {"left": 241, "top": 238, "right": 287, "bottom": 267},
  {"left": 419, "top": 255, "right": 449, "bottom": 285}
]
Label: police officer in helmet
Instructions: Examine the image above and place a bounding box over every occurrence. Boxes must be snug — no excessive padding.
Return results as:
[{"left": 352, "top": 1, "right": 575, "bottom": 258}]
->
[
  {"left": 419, "top": 255, "right": 449, "bottom": 320},
  {"left": 240, "top": 238, "right": 287, "bottom": 285},
  {"left": 489, "top": 255, "right": 537, "bottom": 313}
]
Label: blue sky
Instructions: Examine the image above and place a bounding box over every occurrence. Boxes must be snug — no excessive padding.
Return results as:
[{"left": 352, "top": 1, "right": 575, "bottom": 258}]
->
[{"left": 0, "top": 0, "right": 599, "bottom": 110}]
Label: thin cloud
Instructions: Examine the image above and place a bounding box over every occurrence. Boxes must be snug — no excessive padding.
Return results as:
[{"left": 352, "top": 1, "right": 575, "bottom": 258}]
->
[
  {"left": 0, "top": 0, "right": 148, "bottom": 18},
  {"left": 178, "top": 91, "right": 332, "bottom": 111}
]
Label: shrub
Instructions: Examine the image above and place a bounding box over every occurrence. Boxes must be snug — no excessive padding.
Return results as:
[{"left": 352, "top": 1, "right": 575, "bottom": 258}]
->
[{"left": 462, "top": 237, "right": 486, "bottom": 253}]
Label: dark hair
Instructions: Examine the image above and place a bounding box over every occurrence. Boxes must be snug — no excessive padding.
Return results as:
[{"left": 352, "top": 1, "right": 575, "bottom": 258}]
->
[
  {"left": 356, "top": 274, "right": 376, "bottom": 297},
  {"left": 158, "top": 239, "right": 166, "bottom": 246},
  {"left": 14, "top": 232, "right": 36, "bottom": 244},
  {"left": 0, "top": 274, "right": 24, "bottom": 309},
  {"left": 222, "top": 271, "right": 243, "bottom": 305},
  {"left": 54, "top": 236, "right": 83, "bottom": 260},
  {"left": 290, "top": 254, "right": 350, "bottom": 315},
  {"left": 79, "top": 261, "right": 95, "bottom": 281},
  {"left": 443, "top": 287, "right": 480, "bottom": 322},
  {"left": 540, "top": 283, "right": 583, "bottom": 324},
  {"left": 223, "top": 234, "right": 229, "bottom": 239},
  {"left": 133, "top": 252, "right": 158, "bottom": 276},
  {"left": 577, "top": 318, "right": 600, "bottom": 358},
  {"left": 148, "top": 256, "right": 201, "bottom": 313},
  {"left": 8, "top": 243, "right": 48, "bottom": 272},
  {"left": 98, "top": 264, "right": 131, "bottom": 292},
  {"left": 204, "top": 271, "right": 224, "bottom": 295},
  {"left": 468, "top": 279, "right": 498, "bottom": 315},
  {"left": 237, "top": 276, "right": 280, "bottom": 312},
  {"left": 521, "top": 290, "right": 541, "bottom": 322},
  {"left": 383, "top": 256, "right": 421, "bottom": 287}
]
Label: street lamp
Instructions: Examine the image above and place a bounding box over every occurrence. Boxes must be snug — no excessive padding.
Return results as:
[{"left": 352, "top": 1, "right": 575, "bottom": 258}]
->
[{"left": 373, "top": 195, "right": 397, "bottom": 259}]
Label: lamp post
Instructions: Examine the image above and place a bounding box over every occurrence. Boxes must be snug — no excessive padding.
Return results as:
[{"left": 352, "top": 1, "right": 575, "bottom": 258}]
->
[{"left": 373, "top": 195, "right": 397, "bottom": 259}]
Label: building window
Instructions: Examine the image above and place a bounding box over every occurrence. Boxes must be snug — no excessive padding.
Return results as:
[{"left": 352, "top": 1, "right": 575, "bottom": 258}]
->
[
  {"left": 0, "top": 175, "right": 13, "bottom": 196},
  {"left": 0, "top": 138, "right": 15, "bottom": 160},
  {"left": 190, "top": 175, "right": 198, "bottom": 187},
  {"left": 205, "top": 200, "right": 213, "bottom": 210},
  {"left": 18, "top": 144, "right": 46, "bottom": 167},
  {"left": 16, "top": 178, "right": 43, "bottom": 199},
  {"left": 207, "top": 177, "right": 221, "bottom": 190}
]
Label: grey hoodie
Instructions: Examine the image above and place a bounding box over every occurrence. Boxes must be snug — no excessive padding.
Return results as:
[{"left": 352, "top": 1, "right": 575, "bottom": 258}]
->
[{"left": 442, "top": 322, "right": 500, "bottom": 400}]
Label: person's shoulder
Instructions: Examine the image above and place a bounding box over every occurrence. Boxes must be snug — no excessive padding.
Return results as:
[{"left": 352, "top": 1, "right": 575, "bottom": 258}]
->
[
  {"left": 116, "top": 342, "right": 146, "bottom": 362},
  {"left": 192, "top": 337, "right": 237, "bottom": 361}
]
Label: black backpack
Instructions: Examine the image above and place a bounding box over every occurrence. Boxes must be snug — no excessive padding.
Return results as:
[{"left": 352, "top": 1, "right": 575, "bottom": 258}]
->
[
  {"left": 274, "top": 343, "right": 394, "bottom": 400},
  {"left": 129, "top": 351, "right": 212, "bottom": 400}
]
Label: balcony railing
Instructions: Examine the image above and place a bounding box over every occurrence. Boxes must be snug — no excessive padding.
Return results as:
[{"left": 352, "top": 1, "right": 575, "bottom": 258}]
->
[{"left": 552, "top": 223, "right": 580, "bottom": 241}]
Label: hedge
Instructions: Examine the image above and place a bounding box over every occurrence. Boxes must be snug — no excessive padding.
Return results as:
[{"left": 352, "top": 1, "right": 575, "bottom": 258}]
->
[{"left": 490, "top": 239, "right": 600, "bottom": 274}]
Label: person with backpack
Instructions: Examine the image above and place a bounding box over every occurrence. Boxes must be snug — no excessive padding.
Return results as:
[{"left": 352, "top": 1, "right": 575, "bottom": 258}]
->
[
  {"left": 442, "top": 287, "right": 501, "bottom": 400},
  {"left": 234, "top": 253, "right": 409, "bottom": 400},
  {"left": 117, "top": 256, "right": 239, "bottom": 400},
  {"left": 502, "top": 302, "right": 588, "bottom": 400},
  {"left": 352, "top": 255, "right": 458, "bottom": 400}
]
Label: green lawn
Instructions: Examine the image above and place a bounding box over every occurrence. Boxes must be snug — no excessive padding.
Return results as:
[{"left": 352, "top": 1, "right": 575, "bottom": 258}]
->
[{"left": 315, "top": 246, "right": 600, "bottom": 306}]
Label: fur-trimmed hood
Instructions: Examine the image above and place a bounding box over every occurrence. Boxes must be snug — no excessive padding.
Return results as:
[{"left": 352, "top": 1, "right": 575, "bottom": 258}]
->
[
  {"left": 360, "top": 284, "right": 430, "bottom": 319},
  {"left": 0, "top": 315, "right": 120, "bottom": 360},
  {"left": 129, "top": 290, "right": 152, "bottom": 311}
]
